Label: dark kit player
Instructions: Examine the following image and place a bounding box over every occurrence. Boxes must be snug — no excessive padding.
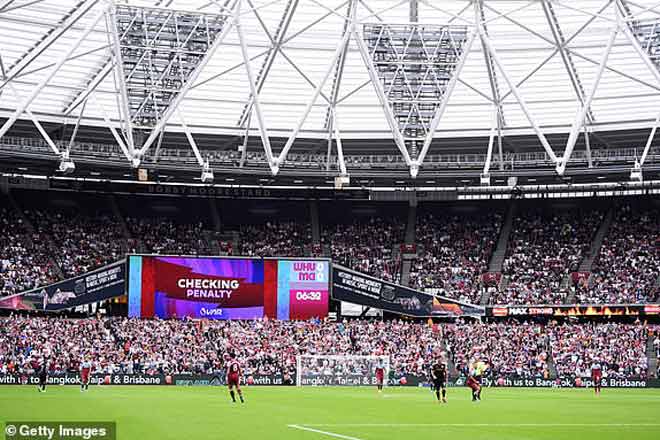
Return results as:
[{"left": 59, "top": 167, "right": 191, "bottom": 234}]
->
[
  {"left": 37, "top": 359, "right": 48, "bottom": 393},
  {"left": 225, "top": 353, "right": 245, "bottom": 404},
  {"left": 430, "top": 360, "right": 448, "bottom": 403}
]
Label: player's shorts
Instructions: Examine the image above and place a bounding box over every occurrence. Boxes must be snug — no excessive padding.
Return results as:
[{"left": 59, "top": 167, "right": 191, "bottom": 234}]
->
[
  {"left": 38, "top": 374, "right": 47, "bottom": 385},
  {"left": 227, "top": 374, "right": 240, "bottom": 387},
  {"left": 592, "top": 373, "right": 602, "bottom": 382},
  {"left": 81, "top": 371, "right": 90, "bottom": 384},
  {"left": 376, "top": 372, "right": 384, "bottom": 384},
  {"left": 466, "top": 378, "right": 480, "bottom": 391},
  {"left": 432, "top": 379, "right": 446, "bottom": 390}
]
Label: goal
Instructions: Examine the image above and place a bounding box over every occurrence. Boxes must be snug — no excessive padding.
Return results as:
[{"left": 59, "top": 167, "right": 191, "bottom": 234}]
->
[{"left": 296, "top": 355, "right": 390, "bottom": 387}]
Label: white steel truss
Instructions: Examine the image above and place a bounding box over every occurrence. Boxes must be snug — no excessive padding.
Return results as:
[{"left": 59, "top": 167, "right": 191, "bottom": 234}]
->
[
  {"left": 109, "top": 3, "right": 231, "bottom": 160},
  {"left": 360, "top": 23, "right": 470, "bottom": 173},
  {"left": 2, "top": 1, "right": 660, "bottom": 181}
]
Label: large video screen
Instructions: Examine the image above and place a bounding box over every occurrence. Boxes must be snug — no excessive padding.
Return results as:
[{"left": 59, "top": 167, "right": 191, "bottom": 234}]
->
[{"left": 128, "top": 256, "right": 329, "bottom": 321}]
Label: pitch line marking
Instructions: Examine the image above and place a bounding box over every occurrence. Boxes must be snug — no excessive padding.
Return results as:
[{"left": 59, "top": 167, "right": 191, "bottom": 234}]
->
[
  {"left": 299, "top": 423, "right": 660, "bottom": 428},
  {"left": 287, "top": 424, "right": 364, "bottom": 440}
]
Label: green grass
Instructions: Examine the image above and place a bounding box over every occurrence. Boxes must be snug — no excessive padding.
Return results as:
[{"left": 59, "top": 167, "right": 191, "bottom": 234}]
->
[{"left": 1, "top": 386, "right": 659, "bottom": 440}]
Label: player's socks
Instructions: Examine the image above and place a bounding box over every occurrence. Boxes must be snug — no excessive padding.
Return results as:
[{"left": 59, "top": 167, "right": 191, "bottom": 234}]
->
[
  {"left": 442, "top": 389, "right": 447, "bottom": 403},
  {"left": 435, "top": 390, "right": 440, "bottom": 401},
  {"left": 230, "top": 390, "right": 236, "bottom": 402},
  {"left": 239, "top": 392, "right": 244, "bottom": 403}
]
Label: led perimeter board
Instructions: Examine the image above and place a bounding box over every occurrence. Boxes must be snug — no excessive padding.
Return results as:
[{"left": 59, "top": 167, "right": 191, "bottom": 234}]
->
[{"left": 127, "top": 255, "right": 329, "bottom": 321}]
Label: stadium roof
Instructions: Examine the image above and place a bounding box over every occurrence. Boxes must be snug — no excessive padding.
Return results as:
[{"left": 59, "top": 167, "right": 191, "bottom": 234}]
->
[{"left": 1, "top": 0, "right": 660, "bottom": 180}]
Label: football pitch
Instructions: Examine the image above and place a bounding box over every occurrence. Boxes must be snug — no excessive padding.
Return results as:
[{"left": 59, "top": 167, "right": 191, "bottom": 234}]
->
[{"left": 1, "top": 386, "right": 659, "bottom": 440}]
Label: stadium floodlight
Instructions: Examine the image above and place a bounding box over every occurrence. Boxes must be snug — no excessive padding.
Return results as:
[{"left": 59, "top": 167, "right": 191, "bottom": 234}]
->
[
  {"left": 200, "top": 159, "right": 214, "bottom": 183},
  {"left": 57, "top": 151, "right": 75, "bottom": 174},
  {"left": 296, "top": 355, "right": 390, "bottom": 387},
  {"left": 630, "top": 161, "right": 643, "bottom": 182},
  {"left": 334, "top": 175, "right": 350, "bottom": 189},
  {"left": 410, "top": 163, "right": 419, "bottom": 179}
]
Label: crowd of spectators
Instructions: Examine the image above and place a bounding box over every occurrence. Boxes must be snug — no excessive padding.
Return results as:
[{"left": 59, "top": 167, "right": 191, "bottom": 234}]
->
[
  {"left": 652, "top": 326, "right": 660, "bottom": 378},
  {"left": 125, "top": 218, "right": 215, "bottom": 256},
  {"left": 579, "top": 207, "right": 660, "bottom": 304},
  {"left": 1, "top": 198, "right": 659, "bottom": 306},
  {"left": 322, "top": 218, "right": 404, "bottom": 283},
  {"left": 493, "top": 209, "right": 603, "bottom": 305},
  {"left": 409, "top": 213, "right": 502, "bottom": 303},
  {"left": 0, "top": 317, "right": 442, "bottom": 378},
  {"left": 238, "top": 222, "right": 312, "bottom": 257},
  {"left": 0, "top": 316, "right": 651, "bottom": 381},
  {"left": 444, "top": 321, "right": 550, "bottom": 378},
  {"left": 0, "top": 207, "right": 58, "bottom": 296},
  {"left": 29, "top": 210, "right": 125, "bottom": 278},
  {"left": 548, "top": 322, "right": 648, "bottom": 378}
]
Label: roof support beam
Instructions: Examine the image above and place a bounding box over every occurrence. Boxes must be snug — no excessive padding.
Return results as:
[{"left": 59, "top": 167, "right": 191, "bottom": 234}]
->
[
  {"left": 477, "top": 16, "right": 558, "bottom": 164},
  {"left": 416, "top": 30, "right": 477, "bottom": 174},
  {"left": 0, "top": 5, "right": 106, "bottom": 142},
  {"left": 177, "top": 109, "right": 205, "bottom": 167},
  {"left": 91, "top": 94, "right": 131, "bottom": 162},
  {"left": 483, "top": 105, "right": 498, "bottom": 176},
  {"left": 616, "top": 0, "right": 660, "bottom": 175},
  {"left": 0, "top": 1, "right": 16, "bottom": 12},
  {"left": 236, "top": 0, "right": 299, "bottom": 128},
  {"left": 6, "top": 83, "right": 61, "bottom": 155},
  {"left": 235, "top": 0, "right": 276, "bottom": 173},
  {"left": 557, "top": 25, "right": 618, "bottom": 175},
  {"left": 323, "top": 0, "right": 354, "bottom": 131},
  {"left": 331, "top": 107, "right": 347, "bottom": 176},
  {"left": 106, "top": 4, "right": 136, "bottom": 159},
  {"left": 138, "top": 1, "right": 238, "bottom": 160},
  {"left": 0, "top": 0, "right": 47, "bottom": 14},
  {"left": 275, "top": 7, "right": 355, "bottom": 172},
  {"left": 542, "top": 0, "right": 595, "bottom": 124},
  {"left": 63, "top": 61, "right": 113, "bottom": 116},
  {"left": 353, "top": 28, "right": 411, "bottom": 166},
  {"left": 192, "top": 1, "right": 347, "bottom": 91},
  {"left": 0, "top": 0, "right": 99, "bottom": 90},
  {"left": 475, "top": 0, "right": 505, "bottom": 170}
]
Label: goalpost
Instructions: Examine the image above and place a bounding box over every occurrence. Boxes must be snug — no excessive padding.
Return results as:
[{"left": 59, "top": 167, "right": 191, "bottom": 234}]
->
[{"left": 295, "top": 355, "right": 390, "bottom": 387}]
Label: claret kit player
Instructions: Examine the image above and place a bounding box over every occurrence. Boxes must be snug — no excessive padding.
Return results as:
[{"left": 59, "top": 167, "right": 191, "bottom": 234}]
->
[
  {"left": 430, "top": 360, "right": 448, "bottom": 403},
  {"left": 225, "top": 353, "right": 245, "bottom": 404},
  {"left": 591, "top": 361, "right": 603, "bottom": 396},
  {"left": 466, "top": 360, "right": 487, "bottom": 402},
  {"left": 80, "top": 358, "right": 92, "bottom": 392},
  {"left": 375, "top": 358, "right": 386, "bottom": 393}
]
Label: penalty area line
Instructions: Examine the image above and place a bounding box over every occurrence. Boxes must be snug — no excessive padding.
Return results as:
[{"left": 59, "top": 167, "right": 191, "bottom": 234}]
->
[
  {"left": 299, "top": 423, "right": 660, "bottom": 428},
  {"left": 287, "top": 424, "right": 364, "bottom": 440}
]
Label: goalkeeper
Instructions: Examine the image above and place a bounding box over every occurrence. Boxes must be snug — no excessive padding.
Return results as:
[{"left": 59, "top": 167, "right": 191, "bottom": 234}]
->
[{"left": 430, "top": 359, "right": 448, "bottom": 403}]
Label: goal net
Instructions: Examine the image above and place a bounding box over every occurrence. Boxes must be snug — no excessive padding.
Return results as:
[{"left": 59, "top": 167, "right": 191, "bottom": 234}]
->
[{"left": 296, "top": 355, "right": 390, "bottom": 387}]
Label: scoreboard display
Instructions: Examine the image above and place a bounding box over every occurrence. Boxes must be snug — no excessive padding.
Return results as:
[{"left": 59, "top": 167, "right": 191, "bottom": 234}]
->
[{"left": 127, "top": 255, "right": 329, "bottom": 321}]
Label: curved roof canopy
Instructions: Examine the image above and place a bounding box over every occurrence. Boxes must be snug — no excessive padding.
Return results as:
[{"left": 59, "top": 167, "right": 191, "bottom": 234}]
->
[{"left": 2, "top": 0, "right": 660, "bottom": 177}]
